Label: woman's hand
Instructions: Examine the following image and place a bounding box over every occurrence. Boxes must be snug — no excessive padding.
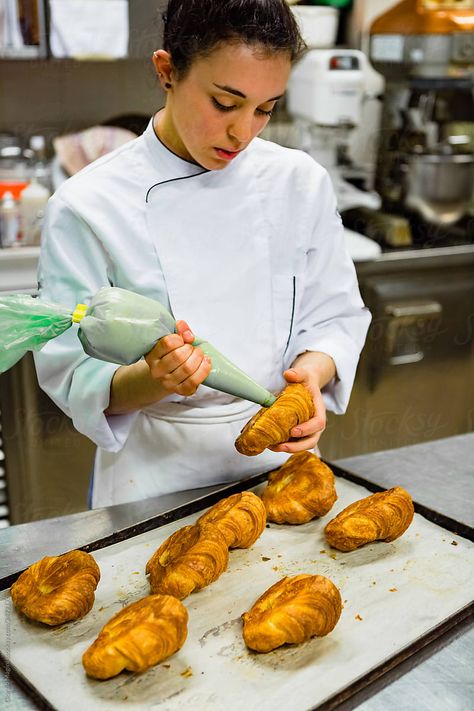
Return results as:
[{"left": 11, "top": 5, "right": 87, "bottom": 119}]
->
[
  {"left": 144, "top": 320, "right": 212, "bottom": 397},
  {"left": 269, "top": 351, "right": 336, "bottom": 454}
]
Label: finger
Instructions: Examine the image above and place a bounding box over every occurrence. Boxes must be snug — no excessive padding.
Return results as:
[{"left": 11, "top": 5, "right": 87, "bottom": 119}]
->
[
  {"left": 161, "top": 347, "right": 206, "bottom": 388},
  {"left": 283, "top": 368, "right": 304, "bottom": 383},
  {"left": 175, "top": 319, "right": 195, "bottom": 343},
  {"left": 290, "top": 414, "right": 326, "bottom": 439},
  {"left": 148, "top": 342, "right": 194, "bottom": 379},
  {"left": 269, "top": 431, "right": 322, "bottom": 454},
  {"left": 147, "top": 332, "right": 186, "bottom": 361},
  {"left": 174, "top": 356, "right": 212, "bottom": 396}
]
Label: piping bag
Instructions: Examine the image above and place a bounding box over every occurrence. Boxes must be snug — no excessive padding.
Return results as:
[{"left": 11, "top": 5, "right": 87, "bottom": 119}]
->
[{"left": 0, "top": 286, "right": 276, "bottom": 407}]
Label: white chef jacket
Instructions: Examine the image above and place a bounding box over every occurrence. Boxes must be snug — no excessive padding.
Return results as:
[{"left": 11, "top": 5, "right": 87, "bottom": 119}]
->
[{"left": 34, "top": 118, "right": 371, "bottom": 508}]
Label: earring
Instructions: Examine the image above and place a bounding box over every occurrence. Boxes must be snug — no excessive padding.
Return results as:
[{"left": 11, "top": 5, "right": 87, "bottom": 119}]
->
[{"left": 165, "top": 82, "right": 172, "bottom": 89}]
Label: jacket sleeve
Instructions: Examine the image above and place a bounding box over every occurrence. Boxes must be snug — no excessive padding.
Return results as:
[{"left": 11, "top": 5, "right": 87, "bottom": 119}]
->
[
  {"left": 284, "top": 170, "right": 372, "bottom": 414},
  {"left": 34, "top": 192, "right": 139, "bottom": 452}
]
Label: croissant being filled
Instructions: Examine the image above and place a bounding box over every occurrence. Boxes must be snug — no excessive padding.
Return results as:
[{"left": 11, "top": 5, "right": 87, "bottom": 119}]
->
[
  {"left": 146, "top": 523, "right": 229, "bottom": 600},
  {"left": 325, "top": 486, "right": 414, "bottom": 551},
  {"left": 261, "top": 452, "right": 337, "bottom": 524},
  {"left": 82, "top": 595, "right": 188, "bottom": 679},
  {"left": 235, "top": 383, "right": 315, "bottom": 456},
  {"left": 10, "top": 550, "right": 100, "bottom": 626},
  {"left": 197, "top": 491, "right": 266, "bottom": 548},
  {"left": 242, "top": 574, "right": 342, "bottom": 653}
]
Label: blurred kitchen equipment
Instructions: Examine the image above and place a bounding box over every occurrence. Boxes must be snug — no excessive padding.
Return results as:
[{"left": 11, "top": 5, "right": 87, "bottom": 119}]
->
[
  {"left": 366, "top": 0, "right": 474, "bottom": 239},
  {"left": 0, "top": 137, "right": 29, "bottom": 200},
  {"left": 0, "top": 190, "right": 19, "bottom": 247},
  {"left": 53, "top": 125, "right": 136, "bottom": 177},
  {"left": 0, "top": 0, "right": 47, "bottom": 58},
  {"left": 290, "top": 5, "right": 340, "bottom": 48},
  {"left": 286, "top": 47, "right": 382, "bottom": 256}
]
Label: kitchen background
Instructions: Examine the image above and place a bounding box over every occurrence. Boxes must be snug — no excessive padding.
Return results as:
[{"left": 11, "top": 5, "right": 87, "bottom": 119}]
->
[{"left": 0, "top": 0, "right": 473, "bottom": 525}]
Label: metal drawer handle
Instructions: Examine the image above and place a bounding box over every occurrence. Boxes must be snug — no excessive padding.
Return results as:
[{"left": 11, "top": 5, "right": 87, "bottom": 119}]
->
[
  {"left": 383, "top": 300, "right": 443, "bottom": 365},
  {"left": 385, "top": 301, "right": 442, "bottom": 319}
]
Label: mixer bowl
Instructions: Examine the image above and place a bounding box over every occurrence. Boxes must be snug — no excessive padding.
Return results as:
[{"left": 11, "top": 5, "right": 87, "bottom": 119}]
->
[{"left": 404, "top": 152, "right": 474, "bottom": 225}]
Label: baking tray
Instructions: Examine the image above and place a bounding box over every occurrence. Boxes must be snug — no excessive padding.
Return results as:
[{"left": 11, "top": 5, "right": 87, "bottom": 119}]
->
[{"left": 1, "top": 463, "right": 473, "bottom": 711}]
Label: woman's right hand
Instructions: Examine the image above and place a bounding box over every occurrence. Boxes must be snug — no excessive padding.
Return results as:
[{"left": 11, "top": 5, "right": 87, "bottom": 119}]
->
[{"left": 144, "top": 320, "right": 212, "bottom": 397}]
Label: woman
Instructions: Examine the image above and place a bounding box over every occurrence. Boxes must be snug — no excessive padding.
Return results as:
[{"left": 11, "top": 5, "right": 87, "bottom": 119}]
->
[{"left": 35, "top": 0, "right": 371, "bottom": 508}]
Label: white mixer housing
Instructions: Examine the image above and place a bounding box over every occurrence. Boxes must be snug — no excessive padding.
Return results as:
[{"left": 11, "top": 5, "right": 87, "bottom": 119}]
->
[{"left": 287, "top": 49, "right": 366, "bottom": 127}]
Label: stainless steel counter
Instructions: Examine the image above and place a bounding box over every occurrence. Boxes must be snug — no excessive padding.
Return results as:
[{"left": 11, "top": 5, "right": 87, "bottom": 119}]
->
[{"left": 1, "top": 434, "right": 473, "bottom": 710}]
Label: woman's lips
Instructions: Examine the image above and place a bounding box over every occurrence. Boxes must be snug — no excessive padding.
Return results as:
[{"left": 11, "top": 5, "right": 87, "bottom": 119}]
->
[{"left": 214, "top": 147, "right": 240, "bottom": 161}]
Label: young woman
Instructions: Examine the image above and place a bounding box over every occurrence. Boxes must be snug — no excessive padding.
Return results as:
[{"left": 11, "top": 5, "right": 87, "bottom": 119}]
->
[{"left": 35, "top": 0, "right": 371, "bottom": 508}]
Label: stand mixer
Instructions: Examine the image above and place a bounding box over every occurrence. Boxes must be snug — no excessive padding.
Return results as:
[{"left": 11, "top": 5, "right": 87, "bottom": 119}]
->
[
  {"left": 287, "top": 48, "right": 381, "bottom": 214},
  {"left": 362, "top": 0, "right": 474, "bottom": 247},
  {"left": 286, "top": 48, "right": 383, "bottom": 259}
]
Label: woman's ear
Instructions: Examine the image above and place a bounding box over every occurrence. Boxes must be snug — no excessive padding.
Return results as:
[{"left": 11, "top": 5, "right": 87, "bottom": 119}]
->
[{"left": 152, "top": 49, "right": 173, "bottom": 90}]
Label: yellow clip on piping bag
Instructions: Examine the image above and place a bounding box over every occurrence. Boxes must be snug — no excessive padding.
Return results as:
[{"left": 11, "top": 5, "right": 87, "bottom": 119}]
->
[{"left": 0, "top": 287, "right": 276, "bottom": 407}]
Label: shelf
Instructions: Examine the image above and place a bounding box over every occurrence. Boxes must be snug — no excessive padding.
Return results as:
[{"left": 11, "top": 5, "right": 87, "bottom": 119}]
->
[{"left": 0, "top": 246, "right": 40, "bottom": 293}]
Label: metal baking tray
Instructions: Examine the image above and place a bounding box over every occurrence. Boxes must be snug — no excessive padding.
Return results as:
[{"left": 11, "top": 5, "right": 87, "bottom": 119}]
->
[{"left": 1, "top": 463, "right": 473, "bottom": 711}]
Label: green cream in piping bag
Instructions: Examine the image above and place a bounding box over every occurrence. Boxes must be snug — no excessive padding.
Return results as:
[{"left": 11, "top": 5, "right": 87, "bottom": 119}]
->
[{"left": 0, "top": 286, "right": 276, "bottom": 407}]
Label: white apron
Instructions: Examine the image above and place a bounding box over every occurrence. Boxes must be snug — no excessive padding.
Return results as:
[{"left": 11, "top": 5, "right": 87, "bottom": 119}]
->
[{"left": 93, "top": 155, "right": 291, "bottom": 507}]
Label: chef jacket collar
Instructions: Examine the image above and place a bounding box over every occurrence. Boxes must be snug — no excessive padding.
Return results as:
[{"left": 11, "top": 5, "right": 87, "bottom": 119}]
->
[{"left": 143, "top": 114, "right": 207, "bottom": 182}]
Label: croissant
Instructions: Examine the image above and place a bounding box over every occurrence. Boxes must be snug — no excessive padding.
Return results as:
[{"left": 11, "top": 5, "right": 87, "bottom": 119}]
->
[
  {"left": 197, "top": 491, "right": 266, "bottom": 548},
  {"left": 242, "top": 574, "right": 342, "bottom": 653},
  {"left": 82, "top": 594, "right": 188, "bottom": 679},
  {"left": 325, "top": 486, "right": 414, "bottom": 551},
  {"left": 262, "top": 452, "right": 337, "bottom": 524},
  {"left": 10, "top": 550, "right": 100, "bottom": 626},
  {"left": 146, "top": 523, "right": 229, "bottom": 600},
  {"left": 235, "top": 383, "right": 314, "bottom": 456}
]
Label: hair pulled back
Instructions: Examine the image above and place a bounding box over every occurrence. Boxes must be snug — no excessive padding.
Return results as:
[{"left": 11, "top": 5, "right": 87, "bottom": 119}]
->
[{"left": 162, "top": 0, "right": 305, "bottom": 78}]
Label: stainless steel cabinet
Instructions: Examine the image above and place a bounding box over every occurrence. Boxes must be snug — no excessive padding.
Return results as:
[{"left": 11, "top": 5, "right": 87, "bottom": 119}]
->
[{"left": 323, "top": 248, "right": 474, "bottom": 459}]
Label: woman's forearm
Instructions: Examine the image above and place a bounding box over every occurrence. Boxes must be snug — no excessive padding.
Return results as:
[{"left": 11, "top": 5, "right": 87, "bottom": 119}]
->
[
  {"left": 105, "top": 360, "right": 169, "bottom": 415},
  {"left": 290, "top": 350, "right": 336, "bottom": 389}
]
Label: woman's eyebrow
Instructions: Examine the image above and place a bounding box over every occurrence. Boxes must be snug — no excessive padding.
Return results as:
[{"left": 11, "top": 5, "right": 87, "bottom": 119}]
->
[{"left": 213, "top": 83, "right": 283, "bottom": 102}]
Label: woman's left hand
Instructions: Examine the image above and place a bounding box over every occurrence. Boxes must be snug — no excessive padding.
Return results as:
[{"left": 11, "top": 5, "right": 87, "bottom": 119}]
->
[{"left": 269, "top": 351, "right": 336, "bottom": 454}]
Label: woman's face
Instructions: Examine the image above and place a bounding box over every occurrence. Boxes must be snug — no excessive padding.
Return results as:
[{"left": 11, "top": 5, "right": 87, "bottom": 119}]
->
[{"left": 153, "top": 42, "right": 292, "bottom": 170}]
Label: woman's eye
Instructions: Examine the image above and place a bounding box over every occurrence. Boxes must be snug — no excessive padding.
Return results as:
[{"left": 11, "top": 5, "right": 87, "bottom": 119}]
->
[
  {"left": 257, "top": 107, "right": 273, "bottom": 117},
  {"left": 212, "top": 97, "right": 235, "bottom": 112}
]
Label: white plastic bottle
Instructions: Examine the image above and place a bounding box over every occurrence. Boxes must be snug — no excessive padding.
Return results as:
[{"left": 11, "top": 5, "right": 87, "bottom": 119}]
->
[
  {"left": 0, "top": 191, "right": 20, "bottom": 247},
  {"left": 29, "top": 135, "right": 53, "bottom": 193},
  {"left": 19, "top": 180, "right": 50, "bottom": 246}
]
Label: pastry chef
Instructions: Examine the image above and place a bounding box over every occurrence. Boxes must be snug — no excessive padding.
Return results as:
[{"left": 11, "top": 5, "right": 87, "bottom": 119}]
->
[{"left": 34, "top": 0, "right": 371, "bottom": 508}]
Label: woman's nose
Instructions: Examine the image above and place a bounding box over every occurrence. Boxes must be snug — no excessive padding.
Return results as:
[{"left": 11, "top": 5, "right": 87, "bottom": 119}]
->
[{"left": 228, "top": 111, "right": 255, "bottom": 145}]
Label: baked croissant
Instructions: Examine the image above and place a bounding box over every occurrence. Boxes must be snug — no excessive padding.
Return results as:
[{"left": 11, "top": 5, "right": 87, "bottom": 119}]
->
[
  {"left": 82, "top": 594, "right": 188, "bottom": 680},
  {"left": 262, "top": 452, "right": 337, "bottom": 524},
  {"left": 242, "top": 574, "right": 342, "bottom": 653},
  {"left": 10, "top": 550, "right": 100, "bottom": 626},
  {"left": 146, "top": 523, "right": 229, "bottom": 600},
  {"left": 197, "top": 491, "right": 266, "bottom": 548},
  {"left": 325, "top": 486, "right": 414, "bottom": 551},
  {"left": 235, "top": 383, "right": 315, "bottom": 456}
]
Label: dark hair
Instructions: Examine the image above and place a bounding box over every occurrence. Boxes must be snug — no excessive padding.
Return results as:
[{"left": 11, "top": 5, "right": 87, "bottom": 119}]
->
[{"left": 162, "top": 0, "right": 305, "bottom": 78}]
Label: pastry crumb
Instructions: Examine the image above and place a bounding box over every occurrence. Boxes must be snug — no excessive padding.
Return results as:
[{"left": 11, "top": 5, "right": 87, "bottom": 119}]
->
[
  {"left": 355, "top": 614, "right": 363, "bottom": 621},
  {"left": 329, "top": 553, "right": 337, "bottom": 560},
  {"left": 162, "top": 664, "right": 170, "bottom": 669},
  {"left": 180, "top": 667, "right": 193, "bottom": 678},
  {"left": 272, "top": 566, "right": 279, "bottom": 571},
  {"left": 277, "top": 554, "right": 282, "bottom": 558},
  {"left": 319, "top": 549, "right": 326, "bottom": 555},
  {"left": 265, "top": 524, "right": 271, "bottom": 528},
  {"left": 451, "top": 541, "right": 458, "bottom": 546},
  {"left": 389, "top": 588, "right": 398, "bottom": 592},
  {"left": 132, "top": 571, "right": 140, "bottom": 575},
  {"left": 261, "top": 556, "right": 271, "bottom": 562},
  {"left": 371, "top": 581, "right": 376, "bottom": 586}
]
